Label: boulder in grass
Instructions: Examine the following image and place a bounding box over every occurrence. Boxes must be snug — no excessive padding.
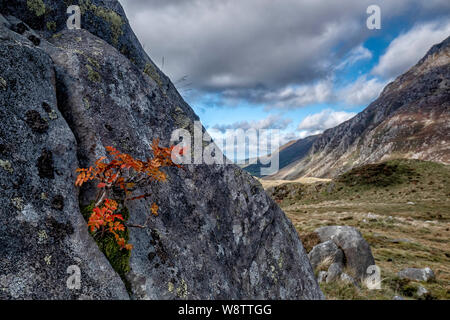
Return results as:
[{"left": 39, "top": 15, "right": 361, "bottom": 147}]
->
[
  {"left": 315, "top": 226, "right": 375, "bottom": 280},
  {"left": 416, "top": 286, "right": 429, "bottom": 298},
  {"left": 326, "top": 262, "right": 344, "bottom": 283},
  {"left": 398, "top": 267, "right": 435, "bottom": 282},
  {"left": 308, "top": 240, "right": 344, "bottom": 270}
]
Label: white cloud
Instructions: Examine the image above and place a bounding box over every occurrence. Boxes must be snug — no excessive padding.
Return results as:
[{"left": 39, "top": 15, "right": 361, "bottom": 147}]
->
[
  {"left": 336, "top": 45, "right": 373, "bottom": 70},
  {"left": 207, "top": 114, "right": 296, "bottom": 160},
  {"left": 263, "top": 80, "right": 334, "bottom": 109},
  {"left": 372, "top": 20, "right": 450, "bottom": 78},
  {"left": 212, "top": 114, "right": 292, "bottom": 132},
  {"left": 337, "top": 75, "right": 388, "bottom": 106},
  {"left": 297, "top": 109, "right": 356, "bottom": 136},
  {"left": 261, "top": 74, "right": 386, "bottom": 109}
]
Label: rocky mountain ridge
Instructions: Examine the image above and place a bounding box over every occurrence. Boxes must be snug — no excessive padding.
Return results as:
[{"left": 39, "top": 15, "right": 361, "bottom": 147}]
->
[{"left": 263, "top": 36, "right": 450, "bottom": 180}]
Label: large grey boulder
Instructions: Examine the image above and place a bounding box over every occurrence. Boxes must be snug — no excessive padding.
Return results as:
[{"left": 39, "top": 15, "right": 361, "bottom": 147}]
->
[
  {"left": 308, "top": 240, "right": 344, "bottom": 270},
  {"left": 0, "top": 0, "right": 154, "bottom": 72},
  {"left": 315, "top": 226, "right": 375, "bottom": 281},
  {"left": 0, "top": 1, "right": 323, "bottom": 299},
  {"left": 0, "top": 24, "right": 129, "bottom": 299},
  {"left": 398, "top": 268, "right": 435, "bottom": 282}
]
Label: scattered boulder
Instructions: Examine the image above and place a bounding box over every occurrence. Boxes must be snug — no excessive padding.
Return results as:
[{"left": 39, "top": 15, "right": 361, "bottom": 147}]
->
[
  {"left": 315, "top": 226, "right": 376, "bottom": 280},
  {"left": 398, "top": 267, "right": 435, "bottom": 282},
  {"left": 317, "top": 271, "right": 328, "bottom": 283},
  {"left": 308, "top": 240, "right": 344, "bottom": 270},
  {"left": 326, "top": 262, "right": 344, "bottom": 283},
  {"left": 416, "top": 286, "right": 429, "bottom": 297}
]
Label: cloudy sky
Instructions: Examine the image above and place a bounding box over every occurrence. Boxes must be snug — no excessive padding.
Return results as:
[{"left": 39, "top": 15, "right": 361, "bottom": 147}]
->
[{"left": 119, "top": 0, "right": 450, "bottom": 160}]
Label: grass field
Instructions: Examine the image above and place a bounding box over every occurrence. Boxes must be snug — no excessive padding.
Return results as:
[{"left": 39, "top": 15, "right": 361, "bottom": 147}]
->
[{"left": 263, "top": 159, "right": 450, "bottom": 300}]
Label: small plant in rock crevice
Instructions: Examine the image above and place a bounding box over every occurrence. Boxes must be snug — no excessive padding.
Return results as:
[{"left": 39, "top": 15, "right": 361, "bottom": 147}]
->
[{"left": 75, "top": 139, "right": 183, "bottom": 251}]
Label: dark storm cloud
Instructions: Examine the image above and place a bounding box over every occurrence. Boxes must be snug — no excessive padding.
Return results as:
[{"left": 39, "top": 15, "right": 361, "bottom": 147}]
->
[{"left": 119, "top": 0, "right": 450, "bottom": 107}]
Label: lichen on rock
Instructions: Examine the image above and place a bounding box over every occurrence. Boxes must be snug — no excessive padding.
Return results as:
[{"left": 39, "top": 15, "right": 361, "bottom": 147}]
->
[
  {"left": 79, "top": 0, "right": 124, "bottom": 46},
  {"left": 144, "top": 63, "right": 163, "bottom": 88},
  {"left": 0, "top": 159, "right": 13, "bottom": 174},
  {"left": 46, "top": 21, "right": 56, "bottom": 31},
  {"left": 26, "top": 0, "right": 46, "bottom": 17},
  {"left": 86, "top": 64, "right": 101, "bottom": 83},
  {"left": 0, "top": 76, "right": 7, "bottom": 90}
]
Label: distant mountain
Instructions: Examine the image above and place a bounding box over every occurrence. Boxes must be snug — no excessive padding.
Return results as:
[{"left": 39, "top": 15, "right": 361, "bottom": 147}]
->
[
  {"left": 260, "top": 36, "right": 450, "bottom": 180},
  {"left": 241, "top": 135, "right": 318, "bottom": 177}
]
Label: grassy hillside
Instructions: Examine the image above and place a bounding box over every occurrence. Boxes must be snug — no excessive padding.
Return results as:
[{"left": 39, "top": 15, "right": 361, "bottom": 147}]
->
[{"left": 265, "top": 159, "right": 450, "bottom": 300}]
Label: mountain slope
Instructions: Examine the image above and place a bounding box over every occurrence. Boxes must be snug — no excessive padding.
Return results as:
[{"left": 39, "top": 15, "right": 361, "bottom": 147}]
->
[
  {"left": 266, "top": 36, "right": 450, "bottom": 180},
  {"left": 242, "top": 135, "right": 319, "bottom": 177}
]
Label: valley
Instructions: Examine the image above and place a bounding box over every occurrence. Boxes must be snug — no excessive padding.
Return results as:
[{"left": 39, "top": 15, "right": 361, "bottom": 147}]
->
[{"left": 263, "top": 159, "right": 450, "bottom": 299}]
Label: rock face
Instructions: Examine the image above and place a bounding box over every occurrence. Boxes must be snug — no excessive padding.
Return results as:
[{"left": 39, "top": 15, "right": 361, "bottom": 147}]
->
[
  {"left": 398, "top": 268, "right": 435, "bottom": 282},
  {"left": 0, "top": 24, "right": 128, "bottom": 299},
  {"left": 0, "top": 1, "right": 323, "bottom": 299},
  {"left": 314, "top": 226, "right": 375, "bottom": 281},
  {"left": 308, "top": 240, "right": 344, "bottom": 270},
  {"left": 263, "top": 36, "right": 450, "bottom": 180},
  {"left": 326, "top": 262, "right": 344, "bottom": 283}
]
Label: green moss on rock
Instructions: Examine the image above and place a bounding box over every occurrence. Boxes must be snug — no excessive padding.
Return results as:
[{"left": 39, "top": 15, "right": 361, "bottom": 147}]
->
[
  {"left": 144, "top": 63, "right": 163, "bottom": 88},
  {"left": 11, "top": 197, "right": 24, "bottom": 211},
  {"left": 79, "top": 0, "right": 124, "bottom": 46},
  {"left": 87, "top": 57, "right": 101, "bottom": 69},
  {"left": 86, "top": 64, "right": 101, "bottom": 83},
  {"left": 0, "top": 77, "right": 7, "bottom": 90},
  {"left": 46, "top": 21, "right": 56, "bottom": 31},
  {"left": 81, "top": 202, "right": 132, "bottom": 293},
  {"left": 83, "top": 97, "right": 90, "bottom": 110},
  {"left": 27, "top": 0, "right": 46, "bottom": 17},
  {"left": 52, "top": 33, "right": 62, "bottom": 39},
  {"left": 0, "top": 159, "right": 13, "bottom": 173}
]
